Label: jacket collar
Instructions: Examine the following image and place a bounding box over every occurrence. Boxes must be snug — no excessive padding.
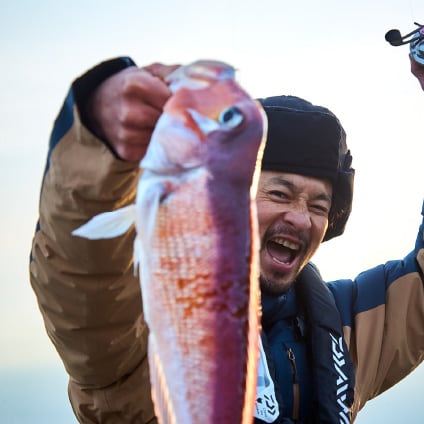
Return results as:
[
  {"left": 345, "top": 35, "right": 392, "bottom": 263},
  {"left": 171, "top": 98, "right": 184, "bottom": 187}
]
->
[{"left": 261, "top": 288, "right": 298, "bottom": 331}]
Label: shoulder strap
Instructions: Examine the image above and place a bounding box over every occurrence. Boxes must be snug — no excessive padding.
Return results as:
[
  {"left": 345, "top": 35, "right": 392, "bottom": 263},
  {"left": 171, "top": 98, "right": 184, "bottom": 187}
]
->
[{"left": 295, "top": 263, "right": 355, "bottom": 423}]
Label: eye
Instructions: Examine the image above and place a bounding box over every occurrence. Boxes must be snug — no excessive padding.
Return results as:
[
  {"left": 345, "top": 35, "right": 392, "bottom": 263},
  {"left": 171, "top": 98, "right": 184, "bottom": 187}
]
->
[
  {"left": 268, "top": 190, "right": 288, "bottom": 201},
  {"left": 218, "top": 106, "right": 244, "bottom": 128},
  {"left": 309, "top": 203, "right": 330, "bottom": 215}
]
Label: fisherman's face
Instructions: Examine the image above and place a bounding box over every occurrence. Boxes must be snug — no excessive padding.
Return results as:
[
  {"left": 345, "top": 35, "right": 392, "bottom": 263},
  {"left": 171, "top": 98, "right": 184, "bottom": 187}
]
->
[{"left": 256, "top": 171, "right": 332, "bottom": 295}]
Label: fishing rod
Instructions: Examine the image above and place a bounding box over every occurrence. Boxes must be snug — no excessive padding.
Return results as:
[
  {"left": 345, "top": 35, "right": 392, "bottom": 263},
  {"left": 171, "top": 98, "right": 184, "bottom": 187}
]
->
[{"left": 385, "top": 22, "right": 424, "bottom": 64}]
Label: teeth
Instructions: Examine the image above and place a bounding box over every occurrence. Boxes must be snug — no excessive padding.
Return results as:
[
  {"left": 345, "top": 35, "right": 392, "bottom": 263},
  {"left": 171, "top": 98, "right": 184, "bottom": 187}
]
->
[{"left": 272, "top": 237, "right": 300, "bottom": 251}]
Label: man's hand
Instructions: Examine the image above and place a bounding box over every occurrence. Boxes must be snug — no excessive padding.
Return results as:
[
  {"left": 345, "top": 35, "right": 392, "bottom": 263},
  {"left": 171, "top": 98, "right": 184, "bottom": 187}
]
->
[
  {"left": 86, "top": 63, "right": 180, "bottom": 162},
  {"left": 410, "top": 54, "right": 424, "bottom": 90}
]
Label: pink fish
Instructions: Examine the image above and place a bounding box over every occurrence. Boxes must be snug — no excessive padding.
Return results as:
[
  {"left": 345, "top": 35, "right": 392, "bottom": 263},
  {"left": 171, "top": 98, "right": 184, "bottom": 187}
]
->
[{"left": 73, "top": 60, "right": 267, "bottom": 424}]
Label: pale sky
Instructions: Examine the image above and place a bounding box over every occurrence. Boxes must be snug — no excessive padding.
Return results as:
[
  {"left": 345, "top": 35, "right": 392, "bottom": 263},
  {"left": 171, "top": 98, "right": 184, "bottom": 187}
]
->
[{"left": 1, "top": 1, "right": 423, "bottom": 422}]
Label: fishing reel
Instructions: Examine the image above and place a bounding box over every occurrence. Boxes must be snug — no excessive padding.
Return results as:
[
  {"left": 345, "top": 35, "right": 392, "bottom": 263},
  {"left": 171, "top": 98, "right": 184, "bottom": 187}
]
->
[{"left": 385, "top": 22, "right": 424, "bottom": 65}]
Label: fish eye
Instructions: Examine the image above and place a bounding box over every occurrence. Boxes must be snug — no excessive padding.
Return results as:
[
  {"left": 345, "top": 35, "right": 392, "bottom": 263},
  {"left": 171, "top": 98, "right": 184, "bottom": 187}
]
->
[{"left": 218, "top": 106, "right": 244, "bottom": 128}]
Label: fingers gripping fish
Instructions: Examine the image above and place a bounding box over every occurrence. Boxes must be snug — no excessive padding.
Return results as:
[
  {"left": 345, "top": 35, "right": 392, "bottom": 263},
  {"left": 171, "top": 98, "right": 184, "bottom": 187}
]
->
[{"left": 73, "top": 60, "right": 268, "bottom": 424}]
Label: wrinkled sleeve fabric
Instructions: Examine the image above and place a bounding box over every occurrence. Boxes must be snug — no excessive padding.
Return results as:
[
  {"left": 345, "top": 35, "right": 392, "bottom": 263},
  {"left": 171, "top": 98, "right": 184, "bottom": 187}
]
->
[
  {"left": 328, "top": 201, "right": 424, "bottom": 419},
  {"left": 29, "top": 58, "right": 157, "bottom": 423}
]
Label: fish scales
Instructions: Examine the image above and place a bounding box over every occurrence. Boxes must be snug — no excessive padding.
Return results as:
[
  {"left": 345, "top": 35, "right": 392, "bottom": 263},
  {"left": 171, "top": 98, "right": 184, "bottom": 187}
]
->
[
  {"left": 149, "top": 172, "right": 236, "bottom": 406},
  {"left": 148, "top": 170, "right": 258, "bottom": 424},
  {"left": 72, "top": 60, "right": 267, "bottom": 424}
]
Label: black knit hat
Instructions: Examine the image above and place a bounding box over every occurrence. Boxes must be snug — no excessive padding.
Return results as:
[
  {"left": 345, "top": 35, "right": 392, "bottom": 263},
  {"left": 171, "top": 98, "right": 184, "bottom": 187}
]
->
[{"left": 259, "top": 95, "right": 355, "bottom": 241}]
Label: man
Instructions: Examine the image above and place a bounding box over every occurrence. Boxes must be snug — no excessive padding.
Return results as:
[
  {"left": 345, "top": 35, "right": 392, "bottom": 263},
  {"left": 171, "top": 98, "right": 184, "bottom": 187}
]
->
[{"left": 30, "top": 56, "right": 424, "bottom": 423}]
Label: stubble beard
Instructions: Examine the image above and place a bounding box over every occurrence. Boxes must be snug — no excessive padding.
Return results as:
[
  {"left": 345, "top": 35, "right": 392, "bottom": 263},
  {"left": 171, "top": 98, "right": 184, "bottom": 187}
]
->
[{"left": 260, "top": 269, "right": 296, "bottom": 296}]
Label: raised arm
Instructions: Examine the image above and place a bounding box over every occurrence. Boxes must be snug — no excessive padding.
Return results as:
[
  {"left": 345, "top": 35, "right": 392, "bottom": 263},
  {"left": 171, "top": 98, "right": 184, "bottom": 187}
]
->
[
  {"left": 410, "top": 54, "right": 424, "bottom": 90},
  {"left": 29, "top": 57, "right": 177, "bottom": 423}
]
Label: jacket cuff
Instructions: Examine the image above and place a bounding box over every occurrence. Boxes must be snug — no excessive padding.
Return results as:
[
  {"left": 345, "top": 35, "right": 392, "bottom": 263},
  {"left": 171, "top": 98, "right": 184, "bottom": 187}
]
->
[{"left": 72, "top": 57, "right": 136, "bottom": 129}]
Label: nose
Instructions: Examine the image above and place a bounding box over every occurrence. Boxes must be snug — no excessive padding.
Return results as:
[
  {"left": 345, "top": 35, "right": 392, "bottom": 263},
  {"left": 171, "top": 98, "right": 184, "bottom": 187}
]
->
[{"left": 283, "top": 207, "right": 312, "bottom": 232}]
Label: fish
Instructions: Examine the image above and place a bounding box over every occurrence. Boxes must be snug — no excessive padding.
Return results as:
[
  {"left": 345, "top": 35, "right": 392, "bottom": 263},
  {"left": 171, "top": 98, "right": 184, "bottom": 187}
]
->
[{"left": 72, "top": 59, "right": 267, "bottom": 424}]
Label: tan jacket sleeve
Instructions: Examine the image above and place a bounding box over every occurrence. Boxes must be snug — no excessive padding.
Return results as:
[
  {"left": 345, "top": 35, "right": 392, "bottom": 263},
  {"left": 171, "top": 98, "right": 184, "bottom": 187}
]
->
[
  {"left": 29, "top": 57, "right": 159, "bottom": 423},
  {"left": 347, "top": 235, "right": 424, "bottom": 419},
  {"left": 328, "top": 203, "right": 424, "bottom": 421},
  {"left": 30, "top": 102, "right": 148, "bottom": 388}
]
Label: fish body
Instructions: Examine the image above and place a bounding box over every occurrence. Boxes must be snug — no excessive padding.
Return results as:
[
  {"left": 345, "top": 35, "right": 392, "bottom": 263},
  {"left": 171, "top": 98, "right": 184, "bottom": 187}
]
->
[{"left": 73, "top": 60, "right": 267, "bottom": 424}]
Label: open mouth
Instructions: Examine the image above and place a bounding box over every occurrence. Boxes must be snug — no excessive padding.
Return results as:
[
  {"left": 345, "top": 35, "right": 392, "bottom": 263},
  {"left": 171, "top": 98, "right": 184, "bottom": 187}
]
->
[{"left": 266, "top": 237, "right": 301, "bottom": 266}]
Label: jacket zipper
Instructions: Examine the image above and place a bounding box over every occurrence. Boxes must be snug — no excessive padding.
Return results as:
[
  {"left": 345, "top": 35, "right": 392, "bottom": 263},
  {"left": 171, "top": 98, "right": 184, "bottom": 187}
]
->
[{"left": 286, "top": 348, "right": 300, "bottom": 420}]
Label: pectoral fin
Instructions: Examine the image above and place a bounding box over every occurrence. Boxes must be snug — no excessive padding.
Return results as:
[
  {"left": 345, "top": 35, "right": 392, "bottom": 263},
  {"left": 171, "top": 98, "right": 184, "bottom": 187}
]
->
[
  {"left": 135, "top": 176, "right": 173, "bottom": 282},
  {"left": 72, "top": 204, "right": 136, "bottom": 239}
]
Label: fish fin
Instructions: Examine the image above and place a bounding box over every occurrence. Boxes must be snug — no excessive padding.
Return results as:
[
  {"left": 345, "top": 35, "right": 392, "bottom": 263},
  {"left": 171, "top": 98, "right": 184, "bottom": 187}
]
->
[
  {"left": 133, "top": 237, "right": 142, "bottom": 276},
  {"left": 149, "top": 338, "right": 177, "bottom": 424},
  {"left": 141, "top": 114, "right": 190, "bottom": 173},
  {"left": 137, "top": 175, "right": 175, "bottom": 253},
  {"left": 136, "top": 176, "right": 176, "bottom": 322},
  {"left": 72, "top": 205, "right": 136, "bottom": 239},
  {"left": 137, "top": 179, "right": 163, "bottom": 291}
]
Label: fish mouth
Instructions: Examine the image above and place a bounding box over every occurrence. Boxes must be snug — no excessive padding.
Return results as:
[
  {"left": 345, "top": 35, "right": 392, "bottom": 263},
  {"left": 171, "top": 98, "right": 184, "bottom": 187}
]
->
[
  {"left": 266, "top": 236, "right": 301, "bottom": 266},
  {"left": 166, "top": 60, "right": 236, "bottom": 92}
]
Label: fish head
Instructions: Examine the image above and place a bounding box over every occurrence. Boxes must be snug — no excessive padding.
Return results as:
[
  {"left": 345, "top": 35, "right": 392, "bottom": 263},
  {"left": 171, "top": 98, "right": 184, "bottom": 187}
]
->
[
  {"left": 198, "top": 80, "right": 267, "bottom": 193},
  {"left": 141, "top": 60, "right": 267, "bottom": 190}
]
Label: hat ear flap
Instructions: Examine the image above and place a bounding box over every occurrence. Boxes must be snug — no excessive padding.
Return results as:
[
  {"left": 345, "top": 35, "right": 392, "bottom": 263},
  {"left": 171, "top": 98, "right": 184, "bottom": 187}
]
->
[{"left": 324, "top": 165, "right": 355, "bottom": 241}]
